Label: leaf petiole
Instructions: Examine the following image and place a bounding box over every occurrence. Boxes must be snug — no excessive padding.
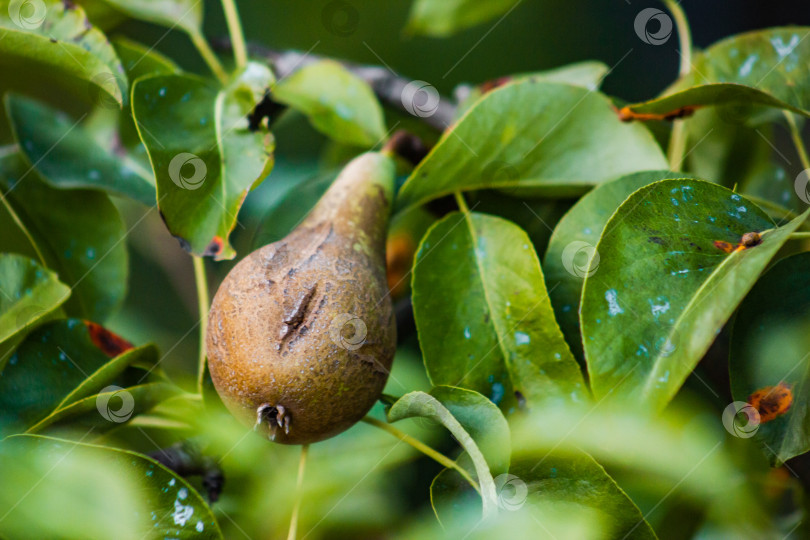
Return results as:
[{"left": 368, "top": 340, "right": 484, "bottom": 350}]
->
[
  {"left": 193, "top": 256, "right": 210, "bottom": 394},
  {"left": 361, "top": 416, "right": 481, "bottom": 495},
  {"left": 188, "top": 31, "right": 229, "bottom": 85}
]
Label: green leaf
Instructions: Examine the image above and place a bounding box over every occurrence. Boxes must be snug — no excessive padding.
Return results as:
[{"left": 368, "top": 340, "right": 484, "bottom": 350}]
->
[
  {"left": 0, "top": 0, "right": 127, "bottom": 106},
  {"left": 624, "top": 27, "right": 810, "bottom": 119},
  {"left": 412, "top": 211, "right": 586, "bottom": 414},
  {"left": 6, "top": 94, "right": 156, "bottom": 205},
  {"left": 387, "top": 390, "right": 499, "bottom": 517},
  {"left": 272, "top": 60, "right": 386, "bottom": 147},
  {"left": 405, "top": 0, "right": 519, "bottom": 37},
  {"left": 0, "top": 153, "right": 128, "bottom": 320},
  {"left": 431, "top": 385, "right": 510, "bottom": 474},
  {"left": 454, "top": 61, "right": 610, "bottom": 119},
  {"left": 507, "top": 452, "right": 656, "bottom": 539},
  {"left": 0, "top": 253, "right": 69, "bottom": 351},
  {"left": 0, "top": 318, "right": 151, "bottom": 436},
  {"left": 544, "top": 171, "right": 699, "bottom": 359},
  {"left": 730, "top": 252, "right": 810, "bottom": 465},
  {"left": 132, "top": 66, "right": 275, "bottom": 259},
  {"left": 581, "top": 179, "right": 810, "bottom": 410},
  {"left": 396, "top": 80, "right": 667, "bottom": 212},
  {"left": 425, "top": 386, "right": 510, "bottom": 527},
  {"left": 28, "top": 381, "right": 179, "bottom": 433},
  {"left": 94, "top": 0, "right": 202, "bottom": 36},
  {"left": 252, "top": 172, "right": 334, "bottom": 249},
  {"left": 510, "top": 404, "right": 775, "bottom": 535},
  {"left": 113, "top": 36, "right": 180, "bottom": 81},
  {"left": 2, "top": 434, "right": 223, "bottom": 539}
]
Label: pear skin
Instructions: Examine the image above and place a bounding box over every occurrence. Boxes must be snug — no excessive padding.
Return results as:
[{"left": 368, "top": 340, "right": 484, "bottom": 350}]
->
[{"left": 206, "top": 152, "right": 397, "bottom": 444}]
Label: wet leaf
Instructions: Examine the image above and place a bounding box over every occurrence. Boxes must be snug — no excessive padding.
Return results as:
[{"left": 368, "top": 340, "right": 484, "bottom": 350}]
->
[
  {"left": 581, "top": 178, "right": 809, "bottom": 410},
  {"left": 6, "top": 94, "right": 156, "bottom": 205},
  {"left": 0, "top": 153, "right": 128, "bottom": 321},
  {"left": 0, "top": 0, "right": 126, "bottom": 106},
  {"left": 0, "top": 318, "right": 155, "bottom": 436},
  {"left": 544, "top": 171, "right": 699, "bottom": 359},
  {"left": 624, "top": 27, "right": 810, "bottom": 119},
  {"left": 730, "top": 252, "right": 810, "bottom": 465},
  {"left": 132, "top": 65, "right": 275, "bottom": 259},
  {"left": 405, "top": 0, "right": 519, "bottom": 37},
  {"left": 0, "top": 253, "right": 69, "bottom": 352},
  {"left": 387, "top": 390, "right": 499, "bottom": 517},
  {"left": 396, "top": 80, "right": 666, "bottom": 212},
  {"left": 412, "top": 211, "right": 586, "bottom": 414},
  {"left": 272, "top": 60, "right": 386, "bottom": 147},
  {"left": 1, "top": 434, "right": 222, "bottom": 539}
]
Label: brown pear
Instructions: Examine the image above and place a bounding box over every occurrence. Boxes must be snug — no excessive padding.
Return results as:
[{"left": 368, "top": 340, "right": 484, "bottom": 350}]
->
[{"left": 206, "top": 152, "right": 397, "bottom": 444}]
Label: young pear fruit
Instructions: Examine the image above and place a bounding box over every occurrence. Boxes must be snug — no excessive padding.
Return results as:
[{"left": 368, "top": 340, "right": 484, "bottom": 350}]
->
[{"left": 206, "top": 152, "right": 397, "bottom": 444}]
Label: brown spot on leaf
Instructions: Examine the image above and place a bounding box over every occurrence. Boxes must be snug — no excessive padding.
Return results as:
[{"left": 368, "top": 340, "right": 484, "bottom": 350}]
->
[
  {"left": 480, "top": 76, "right": 513, "bottom": 94},
  {"left": 85, "top": 321, "right": 133, "bottom": 357},
  {"left": 204, "top": 236, "right": 224, "bottom": 256},
  {"left": 748, "top": 383, "right": 793, "bottom": 423},
  {"left": 713, "top": 240, "right": 737, "bottom": 253},
  {"left": 616, "top": 105, "right": 699, "bottom": 123},
  {"left": 649, "top": 236, "right": 664, "bottom": 245}
]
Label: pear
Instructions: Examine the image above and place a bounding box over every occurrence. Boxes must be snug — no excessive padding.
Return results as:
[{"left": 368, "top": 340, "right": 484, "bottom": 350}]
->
[{"left": 206, "top": 152, "right": 397, "bottom": 444}]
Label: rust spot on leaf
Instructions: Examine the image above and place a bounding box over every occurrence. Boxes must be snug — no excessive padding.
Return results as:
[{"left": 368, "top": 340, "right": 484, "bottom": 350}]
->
[
  {"left": 748, "top": 383, "right": 793, "bottom": 423},
  {"left": 714, "top": 232, "right": 762, "bottom": 254},
  {"left": 85, "top": 321, "right": 133, "bottom": 358},
  {"left": 713, "top": 240, "right": 737, "bottom": 253},
  {"left": 480, "top": 76, "right": 513, "bottom": 94},
  {"left": 616, "top": 105, "right": 699, "bottom": 123},
  {"left": 204, "top": 236, "right": 224, "bottom": 257}
]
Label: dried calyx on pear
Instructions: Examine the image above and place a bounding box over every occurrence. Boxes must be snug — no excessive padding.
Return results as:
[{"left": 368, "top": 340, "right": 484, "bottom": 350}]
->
[{"left": 206, "top": 152, "right": 397, "bottom": 444}]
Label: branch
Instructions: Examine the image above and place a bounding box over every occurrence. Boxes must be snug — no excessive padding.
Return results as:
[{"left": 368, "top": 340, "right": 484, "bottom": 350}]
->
[{"left": 215, "top": 38, "right": 458, "bottom": 130}]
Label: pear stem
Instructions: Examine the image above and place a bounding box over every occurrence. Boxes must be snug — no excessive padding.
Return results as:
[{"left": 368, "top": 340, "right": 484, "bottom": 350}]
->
[
  {"left": 287, "top": 444, "right": 309, "bottom": 540},
  {"left": 193, "top": 256, "right": 210, "bottom": 394},
  {"left": 361, "top": 416, "right": 481, "bottom": 495}
]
